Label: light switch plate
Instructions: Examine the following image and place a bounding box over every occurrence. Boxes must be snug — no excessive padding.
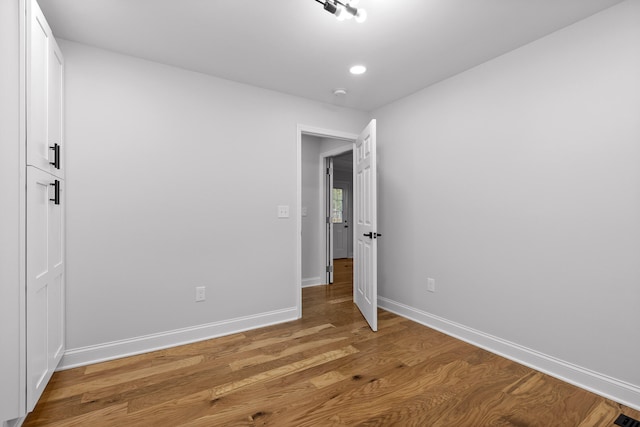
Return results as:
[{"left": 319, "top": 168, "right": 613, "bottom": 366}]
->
[
  {"left": 427, "top": 278, "right": 435, "bottom": 293},
  {"left": 195, "top": 286, "right": 206, "bottom": 302},
  {"left": 278, "top": 205, "right": 290, "bottom": 218}
]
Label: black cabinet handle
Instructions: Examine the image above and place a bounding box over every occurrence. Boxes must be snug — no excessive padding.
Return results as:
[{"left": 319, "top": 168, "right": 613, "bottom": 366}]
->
[
  {"left": 375, "top": 233, "right": 382, "bottom": 238},
  {"left": 49, "top": 143, "right": 60, "bottom": 169},
  {"left": 50, "top": 180, "right": 60, "bottom": 205}
]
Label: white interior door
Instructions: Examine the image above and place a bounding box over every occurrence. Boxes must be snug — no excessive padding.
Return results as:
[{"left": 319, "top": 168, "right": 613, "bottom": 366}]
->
[
  {"left": 332, "top": 182, "right": 350, "bottom": 259},
  {"left": 354, "top": 119, "right": 378, "bottom": 331},
  {"left": 325, "top": 158, "right": 334, "bottom": 283}
]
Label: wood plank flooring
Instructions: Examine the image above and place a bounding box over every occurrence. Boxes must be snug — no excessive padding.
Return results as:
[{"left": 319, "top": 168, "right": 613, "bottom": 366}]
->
[{"left": 25, "top": 258, "right": 639, "bottom": 426}]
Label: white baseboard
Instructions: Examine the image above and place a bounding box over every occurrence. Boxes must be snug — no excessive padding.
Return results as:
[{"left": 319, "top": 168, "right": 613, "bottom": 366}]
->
[
  {"left": 302, "top": 277, "right": 322, "bottom": 288},
  {"left": 58, "top": 307, "right": 299, "bottom": 370},
  {"left": 3, "top": 416, "right": 26, "bottom": 427},
  {"left": 378, "top": 297, "right": 640, "bottom": 411}
]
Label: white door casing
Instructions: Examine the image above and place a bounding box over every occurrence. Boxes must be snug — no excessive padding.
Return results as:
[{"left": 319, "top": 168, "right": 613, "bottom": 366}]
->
[
  {"left": 354, "top": 119, "right": 378, "bottom": 332},
  {"left": 26, "top": 167, "right": 65, "bottom": 411}
]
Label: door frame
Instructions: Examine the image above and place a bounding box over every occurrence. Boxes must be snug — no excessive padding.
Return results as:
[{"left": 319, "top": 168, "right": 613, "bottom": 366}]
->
[{"left": 296, "top": 125, "right": 357, "bottom": 318}]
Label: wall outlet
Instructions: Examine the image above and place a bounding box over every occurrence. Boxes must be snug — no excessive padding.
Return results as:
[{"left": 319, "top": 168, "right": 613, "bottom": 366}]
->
[
  {"left": 195, "top": 286, "right": 206, "bottom": 302},
  {"left": 427, "top": 278, "right": 435, "bottom": 293},
  {"left": 277, "top": 205, "right": 290, "bottom": 218}
]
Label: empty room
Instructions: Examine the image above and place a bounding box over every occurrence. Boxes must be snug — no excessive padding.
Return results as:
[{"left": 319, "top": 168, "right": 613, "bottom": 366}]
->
[{"left": 1, "top": 0, "right": 639, "bottom": 425}]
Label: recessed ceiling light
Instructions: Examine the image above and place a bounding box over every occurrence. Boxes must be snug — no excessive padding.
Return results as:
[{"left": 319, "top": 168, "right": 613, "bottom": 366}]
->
[
  {"left": 349, "top": 65, "right": 367, "bottom": 75},
  {"left": 333, "top": 88, "right": 347, "bottom": 96}
]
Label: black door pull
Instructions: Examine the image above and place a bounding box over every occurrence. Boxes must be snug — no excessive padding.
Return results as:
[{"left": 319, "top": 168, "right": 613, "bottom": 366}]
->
[
  {"left": 50, "top": 180, "right": 60, "bottom": 205},
  {"left": 49, "top": 143, "right": 61, "bottom": 169},
  {"left": 363, "top": 232, "right": 382, "bottom": 239}
]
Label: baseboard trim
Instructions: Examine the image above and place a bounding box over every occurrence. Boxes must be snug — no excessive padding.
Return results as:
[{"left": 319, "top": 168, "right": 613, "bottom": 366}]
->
[
  {"left": 3, "top": 415, "right": 26, "bottom": 427},
  {"left": 378, "top": 297, "right": 640, "bottom": 411},
  {"left": 302, "top": 277, "right": 322, "bottom": 288},
  {"left": 58, "top": 307, "right": 299, "bottom": 370}
]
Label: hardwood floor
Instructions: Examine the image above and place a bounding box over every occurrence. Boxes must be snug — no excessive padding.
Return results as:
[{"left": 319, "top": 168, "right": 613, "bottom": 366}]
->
[{"left": 25, "top": 258, "right": 639, "bottom": 426}]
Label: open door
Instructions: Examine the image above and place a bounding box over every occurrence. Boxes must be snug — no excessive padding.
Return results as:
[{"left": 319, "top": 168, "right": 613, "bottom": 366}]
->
[
  {"left": 325, "top": 158, "right": 334, "bottom": 283},
  {"left": 354, "top": 119, "right": 378, "bottom": 331}
]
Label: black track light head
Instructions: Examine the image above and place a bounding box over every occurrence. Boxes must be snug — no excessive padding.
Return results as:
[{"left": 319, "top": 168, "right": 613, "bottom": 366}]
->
[
  {"left": 314, "top": 0, "right": 367, "bottom": 23},
  {"left": 323, "top": 1, "right": 337, "bottom": 14}
]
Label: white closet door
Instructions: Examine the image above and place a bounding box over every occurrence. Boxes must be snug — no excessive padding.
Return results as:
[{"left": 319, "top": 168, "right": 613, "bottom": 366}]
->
[
  {"left": 26, "top": 0, "right": 51, "bottom": 173},
  {"left": 27, "top": 0, "right": 64, "bottom": 178},
  {"left": 47, "top": 171, "right": 65, "bottom": 369},
  {"left": 48, "top": 38, "right": 64, "bottom": 179},
  {"left": 26, "top": 167, "right": 65, "bottom": 411}
]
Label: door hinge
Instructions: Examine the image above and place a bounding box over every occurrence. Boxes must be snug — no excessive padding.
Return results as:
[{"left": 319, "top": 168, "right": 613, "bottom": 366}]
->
[
  {"left": 326, "top": 216, "right": 330, "bottom": 224},
  {"left": 326, "top": 167, "right": 333, "bottom": 175},
  {"left": 326, "top": 265, "right": 333, "bottom": 273}
]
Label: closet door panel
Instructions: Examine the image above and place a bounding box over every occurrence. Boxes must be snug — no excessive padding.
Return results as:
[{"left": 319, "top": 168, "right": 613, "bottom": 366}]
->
[
  {"left": 48, "top": 274, "right": 65, "bottom": 364},
  {"left": 26, "top": 0, "right": 51, "bottom": 173},
  {"left": 48, "top": 179, "right": 65, "bottom": 365},
  {"left": 24, "top": 0, "right": 66, "bottom": 414},
  {"left": 26, "top": 167, "right": 64, "bottom": 411},
  {"left": 26, "top": 167, "right": 54, "bottom": 410},
  {"left": 48, "top": 40, "right": 64, "bottom": 179}
]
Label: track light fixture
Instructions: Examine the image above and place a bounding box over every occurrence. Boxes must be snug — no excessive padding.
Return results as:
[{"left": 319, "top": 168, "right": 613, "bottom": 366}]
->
[{"left": 314, "top": 0, "right": 367, "bottom": 23}]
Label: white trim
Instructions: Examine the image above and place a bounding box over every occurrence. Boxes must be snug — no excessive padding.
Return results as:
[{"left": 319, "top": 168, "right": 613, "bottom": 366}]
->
[
  {"left": 4, "top": 416, "right": 26, "bottom": 427},
  {"left": 299, "top": 125, "right": 359, "bottom": 141},
  {"left": 302, "top": 277, "right": 322, "bottom": 288},
  {"left": 297, "top": 124, "right": 359, "bottom": 319},
  {"left": 296, "top": 126, "right": 302, "bottom": 318},
  {"left": 379, "top": 297, "right": 640, "bottom": 411},
  {"left": 18, "top": 0, "right": 27, "bottom": 416},
  {"left": 320, "top": 145, "right": 354, "bottom": 158},
  {"left": 58, "top": 307, "right": 298, "bottom": 370}
]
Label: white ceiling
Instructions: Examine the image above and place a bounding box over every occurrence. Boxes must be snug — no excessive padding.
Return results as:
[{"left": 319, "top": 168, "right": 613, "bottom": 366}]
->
[{"left": 39, "top": 0, "right": 624, "bottom": 112}]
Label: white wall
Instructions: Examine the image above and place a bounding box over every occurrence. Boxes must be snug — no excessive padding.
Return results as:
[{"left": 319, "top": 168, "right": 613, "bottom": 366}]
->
[
  {"left": 319, "top": 137, "right": 353, "bottom": 154},
  {"left": 374, "top": 0, "right": 640, "bottom": 407},
  {"left": 0, "top": 0, "right": 23, "bottom": 423},
  {"left": 301, "top": 135, "right": 322, "bottom": 286},
  {"left": 59, "top": 40, "right": 368, "bottom": 366}
]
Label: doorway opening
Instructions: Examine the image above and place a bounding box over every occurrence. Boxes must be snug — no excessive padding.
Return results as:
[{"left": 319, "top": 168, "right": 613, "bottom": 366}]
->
[
  {"left": 325, "top": 150, "right": 354, "bottom": 284},
  {"left": 297, "top": 120, "right": 378, "bottom": 331},
  {"left": 296, "top": 125, "right": 357, "bottom": 319}
]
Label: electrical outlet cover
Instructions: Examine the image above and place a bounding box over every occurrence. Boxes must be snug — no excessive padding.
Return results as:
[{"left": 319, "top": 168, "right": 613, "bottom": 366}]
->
[{"left": 278, "top": 205, "right": 290, "bottom": 218}]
